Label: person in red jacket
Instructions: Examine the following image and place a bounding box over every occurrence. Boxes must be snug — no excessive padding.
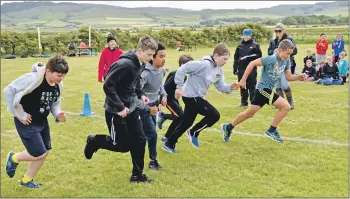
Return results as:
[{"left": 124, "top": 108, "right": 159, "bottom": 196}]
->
[
  {"left": 98, "top": 35, "right": 123, "bottom": 82},
  {"left": 316, "top": 33, "right": 328, "bottom": 65}
]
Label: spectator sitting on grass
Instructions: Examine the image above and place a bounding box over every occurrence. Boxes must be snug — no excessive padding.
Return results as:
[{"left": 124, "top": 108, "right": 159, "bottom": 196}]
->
[
  {"left": 303, "top": 48, "right": 316, "bottom": 68},
  {"left": 316, "top": 56, "right": 343, "bottom": 85},
  {"left": 302, "top": 59, "right": 317, "bottom": 82}
]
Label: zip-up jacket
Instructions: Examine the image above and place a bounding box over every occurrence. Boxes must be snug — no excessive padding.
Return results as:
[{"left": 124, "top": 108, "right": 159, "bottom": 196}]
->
[
  {"left": 323, "top": 63, "right": 340, "bottom": 79},
  {"left": 98, "top": 47, "right": 123, "bottom": 82},
  {"left": 268, "top": 33, "right": 298, "bottom": 57},
  {"left": 4, "top": 62, "right": 63, "bottom": 122},
  {"left": 316, "top": 39, "right": 328, "bottom": 55},
  {"left": 233, "top": 39, "right": 262, "bottom": 75}
]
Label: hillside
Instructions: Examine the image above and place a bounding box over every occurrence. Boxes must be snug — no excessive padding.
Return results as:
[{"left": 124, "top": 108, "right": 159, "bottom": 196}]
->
[{"left": 1, "top": 1, "right": 348, "bottom": 31}]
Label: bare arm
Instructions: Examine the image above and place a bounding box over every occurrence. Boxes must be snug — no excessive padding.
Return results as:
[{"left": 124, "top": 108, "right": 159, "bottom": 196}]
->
[
  {"left": 285, "top": 69, "right": 306, "bottom": 81},
  {"left": 241, "top": 58, "right": 262, "bottom": 82},
  {"left": 239, "top": 58, "right": 262, "bottom": 89}
]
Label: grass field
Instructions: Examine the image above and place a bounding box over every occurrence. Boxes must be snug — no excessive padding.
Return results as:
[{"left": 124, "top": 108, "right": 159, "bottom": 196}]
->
[{"left": 1, "top": 44, "right": 348, "bottom": 198}]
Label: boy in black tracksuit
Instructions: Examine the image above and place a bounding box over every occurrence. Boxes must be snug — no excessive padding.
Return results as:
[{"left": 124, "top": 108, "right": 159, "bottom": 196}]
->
[
  {"left": 83, "top": 35, "right": 158, "bottom": 183},
  {"left": 157, "top": 55, "right": 194, "bottom": 143},
  {"left": 233, "top": 29, "right": 262, "bottom": 107}
]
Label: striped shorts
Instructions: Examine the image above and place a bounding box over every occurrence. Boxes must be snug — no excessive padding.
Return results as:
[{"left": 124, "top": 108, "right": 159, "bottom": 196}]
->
[{"left": 251, "top": 88, "right": 280, "bottom": 107}]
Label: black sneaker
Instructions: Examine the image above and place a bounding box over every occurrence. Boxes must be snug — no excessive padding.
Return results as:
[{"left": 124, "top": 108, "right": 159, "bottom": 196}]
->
[
  {"left": 84, "top": 135, "right": 99, "bottom": 160},
  {"left": 130, "top": 174, "right": 153, "bottom": 183},
  {"left": 149, "top": 160, "right": 163, "bottom": 171},
  {"left": 239, "top": 103, "right": 248, "bottom": 107}
]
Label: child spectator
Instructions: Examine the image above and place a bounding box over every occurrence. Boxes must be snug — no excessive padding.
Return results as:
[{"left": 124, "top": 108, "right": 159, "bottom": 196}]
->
[
  {"left": 316, "top": 60, "right": 326, "bottom": 80},
  {"left": 337, "top": 51, "right": 348, "bottom": 84},
  {"left": 303, "top": 48, "right": 316, "bottom": 67},
  {"left": 302, "top": 59, "right": 316, "bottom": 82},
  {"left": 316, "top": 56, "right": 343, "bottom": 85}
]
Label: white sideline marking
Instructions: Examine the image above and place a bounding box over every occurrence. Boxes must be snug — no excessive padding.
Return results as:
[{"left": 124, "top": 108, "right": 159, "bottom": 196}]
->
[
  {"left": 64, "top": 111, "right": 349, "bottom": 147},
  {"left": 1, "top": 103, "right": 347, "bottom": 147}
]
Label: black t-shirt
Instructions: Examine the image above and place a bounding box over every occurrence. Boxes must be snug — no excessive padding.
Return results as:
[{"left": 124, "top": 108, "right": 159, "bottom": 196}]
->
[
  {"left": 20, "top": 77, "right": 60, "bottom": 123},
  {"left": 164, "top": 70, "right": 187, "bottom": 101},
  {"left": 302, "top": 66, "right": 316, "bottom": 78}
]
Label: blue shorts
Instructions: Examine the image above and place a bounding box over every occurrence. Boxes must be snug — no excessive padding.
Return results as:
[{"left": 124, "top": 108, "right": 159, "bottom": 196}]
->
[{"left": 14, "top": 117, "right": 51, "bottom": 157}]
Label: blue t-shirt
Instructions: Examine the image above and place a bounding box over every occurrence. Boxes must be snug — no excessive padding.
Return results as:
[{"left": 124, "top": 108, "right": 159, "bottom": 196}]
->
[
  {"left": 332, "top": 40, "right": 345, "bottom": 56},
  {"left": 256, "top": 53, "right": 291, "bottom": 90}
]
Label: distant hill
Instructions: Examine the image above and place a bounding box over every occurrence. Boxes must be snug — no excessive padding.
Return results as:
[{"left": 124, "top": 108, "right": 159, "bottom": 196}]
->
[{"left": 1, "top": 1, "right": 348, "bottom": 31}]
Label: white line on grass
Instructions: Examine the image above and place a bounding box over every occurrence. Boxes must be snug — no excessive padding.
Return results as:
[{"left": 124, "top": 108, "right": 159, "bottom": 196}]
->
[
  {"left": 1, "top": 101, "right": 347, "bottom": 147},
  {"left": 64, "top": 111, "right": 348, "bottom": 147}
]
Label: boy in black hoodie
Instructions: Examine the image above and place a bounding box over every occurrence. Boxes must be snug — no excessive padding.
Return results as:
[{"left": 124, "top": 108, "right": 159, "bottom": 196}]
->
[
  {"left": 157, "top": 55, "right": 194, "bottom": 143},
  {"left": 84, "top": 35, "right": 158, "bottom": 183}
]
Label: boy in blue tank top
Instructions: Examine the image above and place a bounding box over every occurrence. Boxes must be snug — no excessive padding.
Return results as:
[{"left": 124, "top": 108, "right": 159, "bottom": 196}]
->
[{"left": 221, "top": 39, "right": 307, "bottom": 143}]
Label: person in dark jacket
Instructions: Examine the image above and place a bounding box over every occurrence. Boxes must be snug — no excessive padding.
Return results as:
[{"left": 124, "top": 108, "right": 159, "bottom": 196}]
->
[
  {"left": 267, "top": 23, "right": 297, "bottom": 109},
  {"left": 233, "top": 29, "right": 262, "bottom": 107},
  {"left": 303, "top": 48, "right": 316, "bottom": 68},
  {"left": 157, "top": 54, "right": 194, "bottom": 143},
  {"left": 301, "top": 59, "right": 317, "bottom": 81},
  {"left": 316, "top": 56, "right": 343, "bottom": 85},
  {"left": 98, "top": 34, "right": 123, "bottom": 82},
  {"left": 84, "top": 35, "right": 158, "bottom": 183}
]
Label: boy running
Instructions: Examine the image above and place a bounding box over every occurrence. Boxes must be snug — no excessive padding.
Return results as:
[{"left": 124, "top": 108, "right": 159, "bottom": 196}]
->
[
  {"left": 157, "top": 55, "right": 194, "bottom": 142},
  {"left": 4, "top": 55, "right": 69, "bottom": 188},
  {"left": 162, "top": 43, "right": 240, "bottom": 153},
  {"left": 221, "top": 39, "right": 307, "bottom": 143}
]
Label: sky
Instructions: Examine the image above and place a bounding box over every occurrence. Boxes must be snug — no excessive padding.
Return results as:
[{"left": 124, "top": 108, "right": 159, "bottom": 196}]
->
[{"left": 1, "top": 1, "right": 334, "bottom": 10}]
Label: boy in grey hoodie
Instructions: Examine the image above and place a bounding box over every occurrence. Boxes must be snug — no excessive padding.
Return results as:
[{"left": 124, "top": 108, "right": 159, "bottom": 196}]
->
[
  {"left": 4, "top": 55, "right": 69, "bottom": 188},
  {"left": 162, "top": 43, "right": 240, "bottom": 153},
  {"left": 140, "top": 42, "right": 167, "bottom": 170}
]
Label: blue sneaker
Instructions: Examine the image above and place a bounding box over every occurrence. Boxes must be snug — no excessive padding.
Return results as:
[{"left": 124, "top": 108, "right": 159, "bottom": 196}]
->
[
  {"left": 156, "top": 112, "right": 166, "bottom": 129},
  {"left": 6, "top": 152, "right": 18, "bottom": 178},
  {"left": 162, "top": 144, "right": 178, "bottom": 153},
  {"left": 186, "top": 130, "right": 193, "bottom": 142},
  {"left": 191, "top": 136, "right": 200, "bottom": 148},
  {"left": 264, "top": 129, "right": 283, "bottom": 143},
  {"left": 160, "top": 136, "right": 168, "bottom": 143},
  {"left": 20, "top": 179, "right": 42, "bottom": 188},
  {"left": 221, "top": 123, "right": 232, "bottom": 142}
]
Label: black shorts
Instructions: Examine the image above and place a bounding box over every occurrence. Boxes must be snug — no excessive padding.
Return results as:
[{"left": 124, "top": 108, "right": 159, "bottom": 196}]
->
[
  {"left": 14, "top": 117, "right": 51, "bottom": 157},
  {"left": 251, "top": 88, "right": 280, "bottom": 107}
]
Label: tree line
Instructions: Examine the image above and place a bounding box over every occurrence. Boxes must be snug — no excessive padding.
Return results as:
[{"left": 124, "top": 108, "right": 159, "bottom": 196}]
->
[
  {"left": 263, "top": 15, "right": 348, "bottom": 25},
  {"left": 1, "top": 23, "right": 272, "bottom": 56}
]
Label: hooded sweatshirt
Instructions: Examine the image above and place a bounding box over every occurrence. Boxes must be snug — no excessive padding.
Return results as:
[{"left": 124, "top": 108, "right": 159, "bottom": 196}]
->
[
  {"left": 103, "top": 51, "right": 145, "bottom": 114},
  {"left": 140, "top": 62, "right": 167, "bottom": 104},
  {"left": 4, "top": 62, "right": 63, "bottom": 122},
  {"left": 175, "top": 56, "right": 232, "bottom": 98},
  {"left": 98, "top": 47, "right": 123, "bottom": 82}
]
